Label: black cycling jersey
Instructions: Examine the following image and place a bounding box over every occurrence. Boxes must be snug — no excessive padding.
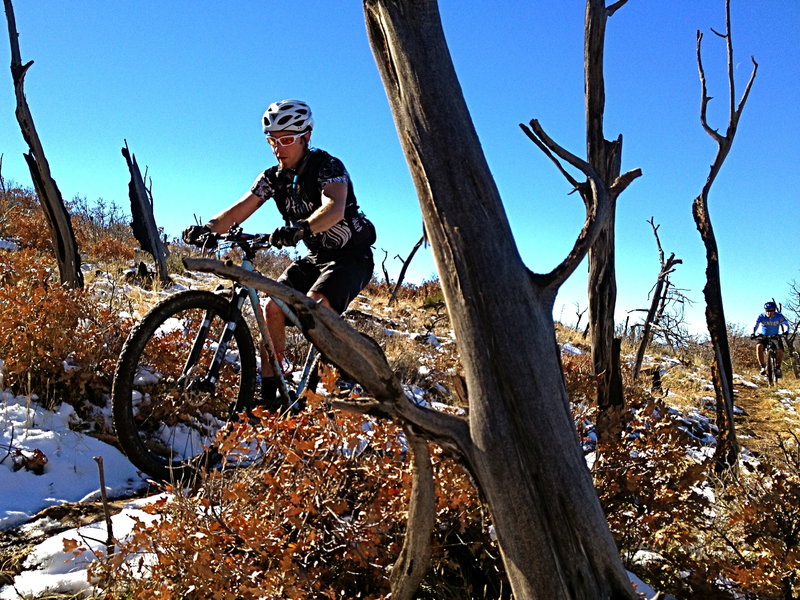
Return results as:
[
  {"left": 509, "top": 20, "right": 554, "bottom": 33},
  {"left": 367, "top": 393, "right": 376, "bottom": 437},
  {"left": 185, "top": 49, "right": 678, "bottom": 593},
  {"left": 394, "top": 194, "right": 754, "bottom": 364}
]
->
[{"left": 250, "top": 148, "right": 376, "bottom": 256}]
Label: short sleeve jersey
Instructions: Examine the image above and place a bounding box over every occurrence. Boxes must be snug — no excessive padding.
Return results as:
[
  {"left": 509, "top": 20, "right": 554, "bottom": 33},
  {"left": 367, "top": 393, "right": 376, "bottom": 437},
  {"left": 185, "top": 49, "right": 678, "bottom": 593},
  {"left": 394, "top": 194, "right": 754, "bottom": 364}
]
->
[
  {"left": 753, "top": 311, "right": 789, "bottom": 336},
  {"left": 250, "top": 149, "right": 374, "bottom": 255}
]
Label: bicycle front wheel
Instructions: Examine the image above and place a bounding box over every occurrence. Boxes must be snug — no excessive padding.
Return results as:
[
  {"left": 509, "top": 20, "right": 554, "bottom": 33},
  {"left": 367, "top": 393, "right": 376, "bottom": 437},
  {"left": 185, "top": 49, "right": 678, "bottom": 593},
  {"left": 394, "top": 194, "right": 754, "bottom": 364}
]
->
[
  {"left": 767, "top": 352, "right": 777, "bottom": 386},
  {"left": 112, "top": 290, "right": 257, "bottom": 481}
]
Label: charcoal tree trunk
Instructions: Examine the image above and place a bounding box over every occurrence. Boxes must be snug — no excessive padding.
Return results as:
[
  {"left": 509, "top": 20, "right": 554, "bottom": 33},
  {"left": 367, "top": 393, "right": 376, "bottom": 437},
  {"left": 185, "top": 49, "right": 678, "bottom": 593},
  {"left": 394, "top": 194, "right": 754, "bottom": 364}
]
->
[
  {"left": 122, "top": 143, "right": 170, "bottom": 286},
  {"left": 4, "top": 0, "right": 83, "bottom": 288},
  {"left": 584, "top": 0, "right": 627, "bottom": 411},
  {"left": 693, "top": 0, "right": 757, "bottom": 471}
]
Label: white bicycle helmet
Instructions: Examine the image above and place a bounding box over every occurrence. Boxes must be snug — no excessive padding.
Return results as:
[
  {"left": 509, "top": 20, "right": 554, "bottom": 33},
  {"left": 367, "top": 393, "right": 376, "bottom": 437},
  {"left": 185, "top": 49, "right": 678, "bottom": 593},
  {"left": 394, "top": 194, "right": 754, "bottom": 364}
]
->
[{"left": 262, "top": 99, "right": 314, "bottom": 133}]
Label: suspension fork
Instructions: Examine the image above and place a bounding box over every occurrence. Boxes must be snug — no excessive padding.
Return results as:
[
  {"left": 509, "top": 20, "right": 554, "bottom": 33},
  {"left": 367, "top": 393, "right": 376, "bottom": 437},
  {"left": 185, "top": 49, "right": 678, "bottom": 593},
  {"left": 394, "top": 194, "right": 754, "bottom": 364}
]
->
[{"left": 184, "top": 287, "right": 248, "bottom": 394}]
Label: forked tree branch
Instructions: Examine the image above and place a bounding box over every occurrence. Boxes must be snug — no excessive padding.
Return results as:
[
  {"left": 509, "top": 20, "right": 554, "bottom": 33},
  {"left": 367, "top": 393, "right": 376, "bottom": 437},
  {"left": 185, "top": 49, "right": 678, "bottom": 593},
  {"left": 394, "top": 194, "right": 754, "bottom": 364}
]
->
[
  {"left": 521, "top": 118, "right": 640, "bottom": 289},
  {"left": 518, "top": 122, "right": 583, "bottom": 191},
  {"left": 606, "top": 0, "right": 630, "bottom": 18},
  {"left": 389, "top": 428, "right": 435, "bottom": 599},
  {"left": 183, "top": 257, "right": 472, "bottom": 453},
  {"left": 696, "top": 32, "right": 724, "bottom": 144},
  {"left": 696, "top": 0, "right": 759, "bottom": 150}
]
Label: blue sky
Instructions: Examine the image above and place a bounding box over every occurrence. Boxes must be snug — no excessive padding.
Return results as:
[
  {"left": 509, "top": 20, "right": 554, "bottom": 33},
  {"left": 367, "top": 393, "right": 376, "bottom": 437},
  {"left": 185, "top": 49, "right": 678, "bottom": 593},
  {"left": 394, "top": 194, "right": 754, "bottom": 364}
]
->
[{"left": 0, "top": 1, "right": 797, "bottom": 336}]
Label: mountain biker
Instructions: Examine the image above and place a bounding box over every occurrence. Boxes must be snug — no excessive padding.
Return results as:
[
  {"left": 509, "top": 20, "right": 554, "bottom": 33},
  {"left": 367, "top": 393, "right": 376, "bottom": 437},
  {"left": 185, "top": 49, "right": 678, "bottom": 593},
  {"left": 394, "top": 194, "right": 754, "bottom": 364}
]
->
[
  {"left": 182, "top": 99, "right": 375, "bottom": 410},
  {"left": 752, "top": 301, "right": 789, "bottom": 377}
]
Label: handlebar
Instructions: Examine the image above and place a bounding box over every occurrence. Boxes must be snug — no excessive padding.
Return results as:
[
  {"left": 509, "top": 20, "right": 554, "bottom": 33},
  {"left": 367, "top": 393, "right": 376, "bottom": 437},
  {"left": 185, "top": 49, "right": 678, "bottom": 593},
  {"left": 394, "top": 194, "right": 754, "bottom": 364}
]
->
[
  {"left": 191, "top": 224, "right": 273, "bottom": 255},
  {"left": 185, "top": 224, "right": 277, "bottom": 265}
]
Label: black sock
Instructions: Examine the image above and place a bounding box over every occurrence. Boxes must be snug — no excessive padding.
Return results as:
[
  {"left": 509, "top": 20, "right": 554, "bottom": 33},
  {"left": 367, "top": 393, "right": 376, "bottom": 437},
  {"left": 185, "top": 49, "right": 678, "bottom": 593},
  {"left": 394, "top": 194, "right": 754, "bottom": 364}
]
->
[{"left": 260, "top": 376, "right": 280, "bottom": 407}]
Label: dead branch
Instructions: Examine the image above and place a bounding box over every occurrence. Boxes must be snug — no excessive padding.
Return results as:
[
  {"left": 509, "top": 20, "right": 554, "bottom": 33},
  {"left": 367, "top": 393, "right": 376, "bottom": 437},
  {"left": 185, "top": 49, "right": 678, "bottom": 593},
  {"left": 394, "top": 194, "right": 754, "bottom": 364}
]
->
[
  {"left": 518, "top": 122, "right": 583, "bottom": 191},
  {"left": 390, "top": 230, "right": 426, "bottom": 305},
  {"left": 380, "top": 249, "right": 391, "bottom": 283},
  {"left": 389, "top": 428, "right": 435, "bottom": 599},
  {"left": 647, "top": 217, "right": 665, "bottom": 264},
  {"left": 92, "top": 456, "right": 115, "bottom": 555},
  {"left": 183, "top": 256, "right": 470, "bottom": 452},
  {"left": 123, "top": 141, "right": 170, "bottom": 285},
  {"left": 4, "top": 0, "right": 83, "bottom": 288},
  {"left": 606, "top": 1, "right": 630, "bottom": 18},
  {"left": 693, "top": 0, "right": 757, "bottom": 472}
]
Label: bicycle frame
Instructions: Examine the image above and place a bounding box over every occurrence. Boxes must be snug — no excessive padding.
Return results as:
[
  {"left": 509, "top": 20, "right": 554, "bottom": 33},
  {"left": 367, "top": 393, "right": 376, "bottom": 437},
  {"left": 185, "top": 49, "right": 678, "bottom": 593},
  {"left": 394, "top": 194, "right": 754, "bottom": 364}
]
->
[
  {"left": 756, "top": 334, "right": 783, "bottom": 385},
  {"left": 186, "top": 231, "right": 319, "bottom": 407}
]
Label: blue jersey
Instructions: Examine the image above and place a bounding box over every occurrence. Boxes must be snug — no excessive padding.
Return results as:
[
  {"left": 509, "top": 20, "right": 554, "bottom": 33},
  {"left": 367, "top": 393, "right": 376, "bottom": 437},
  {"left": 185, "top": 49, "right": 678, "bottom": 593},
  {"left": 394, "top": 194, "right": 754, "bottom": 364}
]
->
[{"left": 753, "top": 311, "right": 789, "bottom": 336}]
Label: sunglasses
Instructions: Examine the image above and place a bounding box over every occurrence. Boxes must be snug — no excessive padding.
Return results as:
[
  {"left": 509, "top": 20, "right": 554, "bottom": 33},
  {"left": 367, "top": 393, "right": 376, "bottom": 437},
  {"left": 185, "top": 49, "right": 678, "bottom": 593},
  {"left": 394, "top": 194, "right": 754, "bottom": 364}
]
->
[{"left": 266, "top": 133, "right": 306, "bottom": 148}]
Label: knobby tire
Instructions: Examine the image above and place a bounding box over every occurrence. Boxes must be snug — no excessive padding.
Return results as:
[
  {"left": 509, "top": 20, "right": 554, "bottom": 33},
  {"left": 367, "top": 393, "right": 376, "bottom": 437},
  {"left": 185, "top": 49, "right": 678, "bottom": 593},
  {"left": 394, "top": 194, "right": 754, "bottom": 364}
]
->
[
  {"left": 112, "top": 290, "right": 257, "bottom": 481},
  {"left": 766, "top": 348, "right": 776, "bottom": 387}
]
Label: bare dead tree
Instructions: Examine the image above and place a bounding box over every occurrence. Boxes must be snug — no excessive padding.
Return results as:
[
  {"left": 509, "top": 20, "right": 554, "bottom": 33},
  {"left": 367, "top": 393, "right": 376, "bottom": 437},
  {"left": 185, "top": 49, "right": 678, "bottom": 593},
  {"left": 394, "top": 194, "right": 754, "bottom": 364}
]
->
[
  {"left": 632, "top": 218, "right": 683, "bottom": 379},
  {"left": 122, "top": 142, "right": 170, "bottom": 286},
  {"left": 575, "top": 301, "right": 588, "bottom": 331},
  {"left": 193, "top": 1, "right": 641, "bottom": 595},
  {"left": 582, "top": 0, "right": 628, "bottom": 412},
  {"left": 333, "top": 0, "right": 638, "bottom": 596},
  {"left": 693, "top": 0, "right": 758, "bottom": 472},
  {"left": 783, "top": 281, "right": 800, "bottom": 377},
  {"left": 379, "top": 248, "right": 391, "bottom": 283},
  {"left": 522, "top": 0, "right": 637, "bottom": 416},
  {"left": 389, "top": 229, "right": 426, "bottom": 305},
  {"left": 3, "top": 0, "right": 83, "bottom": 288}
]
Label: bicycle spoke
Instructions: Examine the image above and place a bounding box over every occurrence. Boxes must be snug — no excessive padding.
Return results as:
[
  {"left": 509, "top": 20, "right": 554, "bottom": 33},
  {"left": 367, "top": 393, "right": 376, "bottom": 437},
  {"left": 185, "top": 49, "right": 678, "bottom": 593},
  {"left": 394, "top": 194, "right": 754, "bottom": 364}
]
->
[{"left": 113, "top": 290, "right": 257, "bottom": 480}]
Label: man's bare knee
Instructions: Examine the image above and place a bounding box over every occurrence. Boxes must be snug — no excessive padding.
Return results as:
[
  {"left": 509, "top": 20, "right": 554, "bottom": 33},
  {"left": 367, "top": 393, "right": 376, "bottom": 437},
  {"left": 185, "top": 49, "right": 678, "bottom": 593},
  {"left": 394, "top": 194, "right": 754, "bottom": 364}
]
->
[
  {"left": 308, "top": 290, "right": 332, "bottom": 309},
  {"left": 264, "top": 298, "right": 287, "bottom": 323}
]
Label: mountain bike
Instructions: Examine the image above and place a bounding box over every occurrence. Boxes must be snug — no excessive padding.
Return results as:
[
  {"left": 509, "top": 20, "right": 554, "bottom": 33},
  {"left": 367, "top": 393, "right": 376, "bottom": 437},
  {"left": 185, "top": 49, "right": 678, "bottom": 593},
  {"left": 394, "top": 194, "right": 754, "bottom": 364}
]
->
[
  {"left": 112, "top": 226, "right": 322, "bottom": 481},
  {"left": 754, "top": 334, "right": 784, "bottom": 387}
]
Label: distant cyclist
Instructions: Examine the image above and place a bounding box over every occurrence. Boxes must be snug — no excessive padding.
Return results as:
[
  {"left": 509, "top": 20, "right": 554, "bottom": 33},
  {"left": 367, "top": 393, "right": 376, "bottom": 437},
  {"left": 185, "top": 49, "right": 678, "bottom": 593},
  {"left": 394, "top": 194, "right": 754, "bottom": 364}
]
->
[
  {"left": 752, "top": 301, "right": 790, "bottom": 377},
  {"left": 183, "top": 99, "right": 376, "bottom": 410}
]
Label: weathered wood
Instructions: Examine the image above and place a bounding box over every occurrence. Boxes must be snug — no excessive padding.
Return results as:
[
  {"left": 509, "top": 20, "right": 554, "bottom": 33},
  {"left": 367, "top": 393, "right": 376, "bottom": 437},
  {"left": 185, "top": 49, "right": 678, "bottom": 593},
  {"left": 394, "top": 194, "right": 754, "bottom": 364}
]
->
[
  {"left": 122, "top": 142, "right": 170, "bottom": 285},
  {"left": 4, "top": 0, "right": 83, "bottom": 288},
  {"left": 362, "top": 0, "right": 638, "bottom": 597},
  {"left": 389, "top": 428, "right": 435, "bottom": 600},
  {"left": 633, "top": 219, "right": 683, "bottom": 380},
  {"left": 584, "top": 0, "right": 629, "bottom": 410},
  {"left": 389, "top": 230, "right": 425, "bottom": 305},
  {"left": 693, "top": 0, "right": 757, "bottom": 471}
]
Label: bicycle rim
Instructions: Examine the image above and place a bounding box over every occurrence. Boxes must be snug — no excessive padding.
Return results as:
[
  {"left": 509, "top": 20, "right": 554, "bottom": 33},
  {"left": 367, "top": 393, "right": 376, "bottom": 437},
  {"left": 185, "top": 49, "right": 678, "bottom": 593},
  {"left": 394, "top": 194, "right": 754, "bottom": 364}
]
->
[{"left": 112, "top": 290, "right": 257, "bottom": 481}]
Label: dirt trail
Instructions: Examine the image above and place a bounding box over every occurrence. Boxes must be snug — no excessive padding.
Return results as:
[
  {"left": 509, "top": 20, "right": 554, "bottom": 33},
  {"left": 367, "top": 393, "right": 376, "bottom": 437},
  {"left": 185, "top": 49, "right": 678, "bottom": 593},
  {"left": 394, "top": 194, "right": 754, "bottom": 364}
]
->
[{"left": 732, "top": 375, "right": 800, "bottom": 458}]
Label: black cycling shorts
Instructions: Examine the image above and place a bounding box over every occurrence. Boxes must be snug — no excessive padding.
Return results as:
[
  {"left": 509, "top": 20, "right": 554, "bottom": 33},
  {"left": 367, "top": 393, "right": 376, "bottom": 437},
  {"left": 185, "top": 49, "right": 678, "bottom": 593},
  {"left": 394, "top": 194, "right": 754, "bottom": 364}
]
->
[
  {"left": 757, "top": 336, "right": 784, "bottom": 350},
  {"left": 277, "top": 247, "right": 374, "bottom": 315}
]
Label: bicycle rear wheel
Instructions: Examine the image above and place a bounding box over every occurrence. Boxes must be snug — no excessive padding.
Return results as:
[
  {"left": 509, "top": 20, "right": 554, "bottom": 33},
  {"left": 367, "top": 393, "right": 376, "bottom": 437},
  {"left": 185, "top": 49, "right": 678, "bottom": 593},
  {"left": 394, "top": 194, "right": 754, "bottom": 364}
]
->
[{"left": 112, "top": 290, "right": 257, "bottom": 481}]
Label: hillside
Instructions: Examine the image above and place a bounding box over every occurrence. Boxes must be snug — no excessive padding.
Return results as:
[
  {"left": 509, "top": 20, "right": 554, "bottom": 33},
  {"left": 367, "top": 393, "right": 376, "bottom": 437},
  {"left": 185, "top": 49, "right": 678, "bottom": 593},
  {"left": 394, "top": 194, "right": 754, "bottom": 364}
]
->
[{"left": 1, "top": 188, "right": 800, "bottom": 599}]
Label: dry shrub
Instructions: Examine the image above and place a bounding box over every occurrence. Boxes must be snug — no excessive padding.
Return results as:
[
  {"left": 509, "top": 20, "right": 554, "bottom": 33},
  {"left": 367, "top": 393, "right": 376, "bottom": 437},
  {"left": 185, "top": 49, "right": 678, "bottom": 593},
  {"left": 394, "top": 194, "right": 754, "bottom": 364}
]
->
[
  {"left": 89, "top": 386, "right": 505, "bottom": 599},
  {"left": 728, "top": 325, "right": 760, "bottom": 372},
  {"left": 0, "top": 187, "right": 54, "bottom": 253},
  {"left": 708, "top": 437, "right": 800, "bottom": 599},
  {"left": 0, "top": 248, "right": 132, "bottom": 406},
  {"left": 68, "top": 196, "right": 137, "bottom": 265},
  {"left": 561, "top": 351, "right": 597, "bottom": 403},
  {"left": 366, "top": 278, "right": 444, "bottom": 308},
  {"left": 591, "top": 397, "right": 714, "bottom": 592},
  {"left": 579, "top": 386, "right": 800, "bottom": 598}
]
